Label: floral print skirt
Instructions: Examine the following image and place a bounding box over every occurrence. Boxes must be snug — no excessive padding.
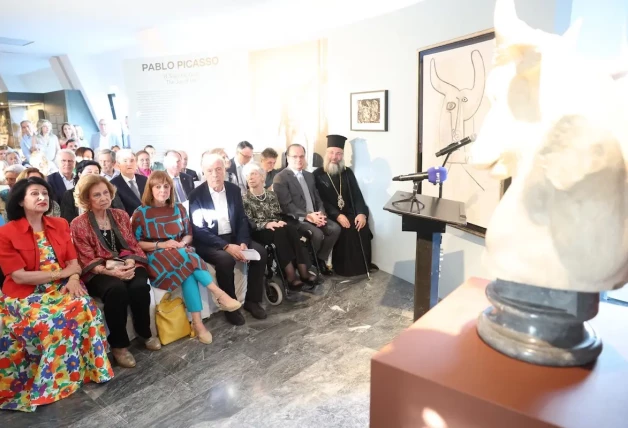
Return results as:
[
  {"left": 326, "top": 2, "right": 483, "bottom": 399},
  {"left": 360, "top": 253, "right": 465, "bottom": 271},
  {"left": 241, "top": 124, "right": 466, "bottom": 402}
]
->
[
  {"left": 0, "top": 230, "right": 114, "bottom": 412},
  {"left": 0, "top": 290, "right": 114, "bottom": 412}
]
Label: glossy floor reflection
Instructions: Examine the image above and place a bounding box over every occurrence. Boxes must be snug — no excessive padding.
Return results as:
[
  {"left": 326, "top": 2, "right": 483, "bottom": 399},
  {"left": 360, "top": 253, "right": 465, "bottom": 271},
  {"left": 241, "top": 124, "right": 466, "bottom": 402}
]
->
[{"left": 2, "top": 270, "right": 414, "bottom": 428}]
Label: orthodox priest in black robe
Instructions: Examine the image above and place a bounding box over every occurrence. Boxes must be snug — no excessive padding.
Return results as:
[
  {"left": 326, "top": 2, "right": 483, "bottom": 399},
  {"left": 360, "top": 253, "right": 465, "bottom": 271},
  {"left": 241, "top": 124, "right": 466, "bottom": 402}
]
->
[{"left": 313, "top": 135, "right": 377, "bottom": 276}]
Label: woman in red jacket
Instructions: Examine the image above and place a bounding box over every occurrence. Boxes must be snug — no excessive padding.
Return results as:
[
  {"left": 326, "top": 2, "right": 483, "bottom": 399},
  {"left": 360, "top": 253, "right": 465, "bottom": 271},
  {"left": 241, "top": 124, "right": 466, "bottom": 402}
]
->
[
  {"left": 70, "top": 174, "right": 160, "bottom": 369},
  {"left": 0, "top": 177, "right": 113, "bottom": 412}
]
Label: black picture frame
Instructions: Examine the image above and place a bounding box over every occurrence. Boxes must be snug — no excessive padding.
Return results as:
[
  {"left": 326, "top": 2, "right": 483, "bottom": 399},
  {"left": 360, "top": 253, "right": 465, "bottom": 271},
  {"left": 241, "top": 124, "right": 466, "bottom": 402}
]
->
[{"left": 350, "top": 90, "right": 388, "bottom": 132}]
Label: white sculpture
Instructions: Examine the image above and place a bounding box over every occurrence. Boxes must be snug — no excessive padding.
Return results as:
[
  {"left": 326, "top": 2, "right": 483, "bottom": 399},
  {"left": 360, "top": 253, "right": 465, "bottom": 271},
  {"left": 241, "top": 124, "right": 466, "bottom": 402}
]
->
[{"left": 470, "top": 0, "right": 628, "bottom": 293}]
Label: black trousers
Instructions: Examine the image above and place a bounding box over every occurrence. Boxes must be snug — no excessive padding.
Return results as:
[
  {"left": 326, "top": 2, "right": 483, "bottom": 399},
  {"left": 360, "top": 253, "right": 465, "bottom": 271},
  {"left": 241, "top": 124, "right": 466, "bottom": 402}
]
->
[
  {"left": 252, "top": 224, "right": 310, "bottom": 269},
  {"left": 86, "top": 266, "right": 152, "bottom": 349},
  {"left": 195, "top": 235, "right": 266, "bottom": 304}
]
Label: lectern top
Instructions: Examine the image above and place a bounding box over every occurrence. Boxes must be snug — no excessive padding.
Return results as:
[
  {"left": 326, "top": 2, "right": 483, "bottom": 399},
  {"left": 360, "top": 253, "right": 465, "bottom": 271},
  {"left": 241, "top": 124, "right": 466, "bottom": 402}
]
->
[{"left": 383, "top": 191, "right": 466, "bottom": 226}]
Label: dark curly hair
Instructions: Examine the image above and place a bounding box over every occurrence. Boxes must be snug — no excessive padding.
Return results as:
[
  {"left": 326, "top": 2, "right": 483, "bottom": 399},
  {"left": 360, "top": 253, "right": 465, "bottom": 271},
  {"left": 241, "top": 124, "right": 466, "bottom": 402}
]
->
[
  {"left": 6, "top": 177, "right": 53, "bottom": 221},
  {"left": 74, "top": 160, "right": 101, "bottom": 185}
]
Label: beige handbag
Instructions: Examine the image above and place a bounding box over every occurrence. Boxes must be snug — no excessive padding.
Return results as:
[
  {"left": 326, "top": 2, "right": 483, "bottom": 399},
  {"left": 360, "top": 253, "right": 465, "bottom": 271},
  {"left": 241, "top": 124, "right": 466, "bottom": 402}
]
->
[{"left": 155, "top": 292, "right": 192, "bottom": 345}]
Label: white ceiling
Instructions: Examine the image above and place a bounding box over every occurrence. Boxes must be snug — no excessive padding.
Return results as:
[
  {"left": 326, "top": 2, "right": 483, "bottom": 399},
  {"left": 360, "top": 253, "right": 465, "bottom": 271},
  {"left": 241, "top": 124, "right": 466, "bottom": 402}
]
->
[{"left": 0, "top": 0, "right": 423, "bottom": 75}]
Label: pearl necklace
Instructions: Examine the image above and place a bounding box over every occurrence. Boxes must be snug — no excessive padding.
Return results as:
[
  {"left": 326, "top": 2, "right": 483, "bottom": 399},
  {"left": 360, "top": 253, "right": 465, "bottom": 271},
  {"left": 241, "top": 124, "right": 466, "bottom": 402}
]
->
[{"left": 251, "top": 189, "right": 267, "bottom": 201}]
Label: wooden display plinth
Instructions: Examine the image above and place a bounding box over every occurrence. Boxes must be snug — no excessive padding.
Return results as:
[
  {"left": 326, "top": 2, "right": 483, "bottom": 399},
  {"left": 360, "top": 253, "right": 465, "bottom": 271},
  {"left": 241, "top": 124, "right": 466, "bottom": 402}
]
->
[{"left": 371, "top": 278, "right": 628, "bottom": 428}]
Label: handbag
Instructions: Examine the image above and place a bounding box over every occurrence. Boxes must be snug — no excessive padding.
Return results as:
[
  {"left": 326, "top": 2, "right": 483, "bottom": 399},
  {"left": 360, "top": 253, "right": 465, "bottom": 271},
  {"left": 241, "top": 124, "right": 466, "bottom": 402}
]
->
[{"left": 155, "top": 292, "right": 192, "bottom": 345}]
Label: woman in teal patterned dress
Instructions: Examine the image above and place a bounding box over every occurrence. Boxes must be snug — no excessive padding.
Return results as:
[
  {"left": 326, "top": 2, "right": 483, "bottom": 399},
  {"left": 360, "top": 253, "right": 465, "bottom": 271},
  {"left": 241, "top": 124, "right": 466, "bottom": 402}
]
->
[
  {"left": 131, "top": 171, "right": 241, "bottom": 345},
  {"left": 0, "top": 177, "right": 113, "bottom": 412}
]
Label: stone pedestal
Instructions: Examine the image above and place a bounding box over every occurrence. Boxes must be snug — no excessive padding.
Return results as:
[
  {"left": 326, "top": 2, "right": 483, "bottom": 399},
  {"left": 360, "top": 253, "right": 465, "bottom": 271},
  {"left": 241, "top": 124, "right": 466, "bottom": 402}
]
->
[
  {"left": 370, "top": 278, "right": 628, "bottom": 428},
  {"left": 477, "top": 279, "right": 602, "bottom": 366}
]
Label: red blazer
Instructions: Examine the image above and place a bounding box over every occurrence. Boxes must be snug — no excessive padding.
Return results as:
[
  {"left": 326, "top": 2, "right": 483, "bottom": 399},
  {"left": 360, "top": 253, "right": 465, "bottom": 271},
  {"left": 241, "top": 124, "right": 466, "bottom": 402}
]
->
[
  {"left": 0, "top": 216, "right": 77, "bottom": 299},
  {"left": 70, "top": 208, "right": 147, "bottom": 282}
]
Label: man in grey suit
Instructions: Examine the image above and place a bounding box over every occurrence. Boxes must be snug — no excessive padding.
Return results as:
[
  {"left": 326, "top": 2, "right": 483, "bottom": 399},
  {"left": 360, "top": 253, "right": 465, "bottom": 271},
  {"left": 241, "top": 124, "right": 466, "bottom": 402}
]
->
[
  {"left": 90, "top": 118, "right": 122, "bottom": 151},
  {"left": 273, "top": 144, "right": 340, "bottom": 275}
]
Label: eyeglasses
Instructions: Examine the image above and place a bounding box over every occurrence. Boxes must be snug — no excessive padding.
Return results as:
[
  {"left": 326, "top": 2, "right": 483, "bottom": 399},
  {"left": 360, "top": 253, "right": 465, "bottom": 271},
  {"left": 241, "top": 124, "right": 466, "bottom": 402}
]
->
[{"left": 238, "top": 152, "right": 253, "bottom": 159}]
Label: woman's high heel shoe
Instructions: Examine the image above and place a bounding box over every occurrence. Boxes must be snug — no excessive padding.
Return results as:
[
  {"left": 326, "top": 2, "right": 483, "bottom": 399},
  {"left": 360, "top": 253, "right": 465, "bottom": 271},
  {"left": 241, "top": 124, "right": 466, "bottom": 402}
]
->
[
  {"left": 191, "top": 322, "right": 213, "bottom": 345},
  {"left": 212, "top": 291, "right": 242, "bottom": 312}
]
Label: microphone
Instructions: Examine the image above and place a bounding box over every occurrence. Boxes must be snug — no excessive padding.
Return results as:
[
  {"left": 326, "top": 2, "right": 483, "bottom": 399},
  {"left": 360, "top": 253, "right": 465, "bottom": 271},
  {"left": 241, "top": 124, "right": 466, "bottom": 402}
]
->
[
  {"left": 435, "top": 134, "right": 477, "bottom": 157},
  {"left": 393, "top": 167, "right": 448, "bottom": 184}
]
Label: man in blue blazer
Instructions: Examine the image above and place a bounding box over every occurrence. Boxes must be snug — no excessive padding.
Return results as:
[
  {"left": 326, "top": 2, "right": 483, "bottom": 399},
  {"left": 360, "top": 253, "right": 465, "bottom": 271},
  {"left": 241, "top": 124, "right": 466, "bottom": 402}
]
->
[
  {"left": 189, "top": 152, "right": 268, "bottom": 326},
  {"left": 47, "top": 149, "right": 76, "bottom": 203},
  {"left": 89, "top": 118, "right": 122, "bottom": 151},
  {"left": 110, "top": 149, "right": 147, "bottom": 217}
]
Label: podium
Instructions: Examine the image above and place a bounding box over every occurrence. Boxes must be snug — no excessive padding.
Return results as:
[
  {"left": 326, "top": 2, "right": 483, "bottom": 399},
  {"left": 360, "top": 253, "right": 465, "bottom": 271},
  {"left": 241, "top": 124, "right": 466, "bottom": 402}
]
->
[
  {"left": 370, "top": 278, "right": 628, "bottom": 428},
  {"left": 384, "top": 191, "right": 466, "bottom": 320}
]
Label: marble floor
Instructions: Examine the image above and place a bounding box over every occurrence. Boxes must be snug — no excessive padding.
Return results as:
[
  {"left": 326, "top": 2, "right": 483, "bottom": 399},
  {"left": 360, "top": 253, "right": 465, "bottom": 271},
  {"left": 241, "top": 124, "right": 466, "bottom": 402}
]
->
[{"left": 2, "top": 270, "right": 414, "bottom": 428}]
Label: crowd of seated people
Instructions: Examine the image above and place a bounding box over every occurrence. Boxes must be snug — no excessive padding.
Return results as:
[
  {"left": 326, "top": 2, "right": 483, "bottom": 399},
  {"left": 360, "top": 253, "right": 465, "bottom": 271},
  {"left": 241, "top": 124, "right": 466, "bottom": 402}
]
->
[{"left": 0, "top": 123, "right": 376, "bottom": 413}]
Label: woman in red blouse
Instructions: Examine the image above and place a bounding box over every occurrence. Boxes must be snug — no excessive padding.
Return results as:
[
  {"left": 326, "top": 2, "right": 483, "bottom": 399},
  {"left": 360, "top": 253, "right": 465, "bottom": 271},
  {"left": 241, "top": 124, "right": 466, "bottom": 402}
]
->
[
  {"left": 70, "top": 174, "right": 160, "bottom": 369},
  {"left": 0, "top": 177, "right": 113, "bottom": 412}
]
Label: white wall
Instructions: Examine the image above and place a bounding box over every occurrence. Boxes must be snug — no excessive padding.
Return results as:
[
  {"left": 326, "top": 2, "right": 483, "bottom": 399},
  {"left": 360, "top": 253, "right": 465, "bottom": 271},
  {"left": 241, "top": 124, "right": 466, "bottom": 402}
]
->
[
  {"left": 0, "top": 74, "right": 27, "bottom": 92},
  {"left": 326, "top": 0, "right": 561, "bottom": 285},
  {"left": 18, "top": 67, "right": 62, "bottom": 93}
]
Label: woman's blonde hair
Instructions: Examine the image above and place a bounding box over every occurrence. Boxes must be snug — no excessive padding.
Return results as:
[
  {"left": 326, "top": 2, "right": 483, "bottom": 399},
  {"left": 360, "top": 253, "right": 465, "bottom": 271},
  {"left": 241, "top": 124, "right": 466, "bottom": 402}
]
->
[
  {"left": 142, "top": 171, "right": 175, "bottom": 208},
  {"left": 36, "top": 119, "right": 52, "bottom": 135},
  {"left": 75, "top": 174, "right": 116, "bottom": 211},
  {"left": 17, "top": 167, "right": 44, "bottom": 182}
]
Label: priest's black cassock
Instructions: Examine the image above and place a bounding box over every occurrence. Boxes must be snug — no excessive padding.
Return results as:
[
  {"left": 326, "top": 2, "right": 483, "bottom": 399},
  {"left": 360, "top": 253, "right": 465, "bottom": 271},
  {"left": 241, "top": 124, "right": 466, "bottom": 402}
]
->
[{"left": 313, "top": 166, "right": 372, "bottom": 276}]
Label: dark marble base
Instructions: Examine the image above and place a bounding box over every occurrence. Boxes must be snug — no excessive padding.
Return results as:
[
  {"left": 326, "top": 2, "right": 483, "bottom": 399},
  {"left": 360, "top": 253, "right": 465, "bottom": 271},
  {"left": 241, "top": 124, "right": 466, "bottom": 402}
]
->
[{"left": 2, "top": 271, "right": 413, "bottom": 428}]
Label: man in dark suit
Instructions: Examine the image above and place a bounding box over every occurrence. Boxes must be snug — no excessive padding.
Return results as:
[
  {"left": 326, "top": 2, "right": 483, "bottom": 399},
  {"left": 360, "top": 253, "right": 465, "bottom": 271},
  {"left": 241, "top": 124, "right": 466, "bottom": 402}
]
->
[
  {"left": 189, "top": 151, "right": 268, "bottom": 326},
  {"left": 110, "top": 149, "right": 147, "bottom": 217},
  {"left": 47, "top": 149, "right": 76, "bottom": 203},
  {"left": 179, "top": 150, "right": 199, "bottom": 181},
  {"left": 227, "top": 140, "right": 254, "bottom": 195},
  {"left": 273, "top": 144, "right": 340, "bottom": 275},
  {"left": 164, "top": 150, "right": 194, "bottom": 203}
]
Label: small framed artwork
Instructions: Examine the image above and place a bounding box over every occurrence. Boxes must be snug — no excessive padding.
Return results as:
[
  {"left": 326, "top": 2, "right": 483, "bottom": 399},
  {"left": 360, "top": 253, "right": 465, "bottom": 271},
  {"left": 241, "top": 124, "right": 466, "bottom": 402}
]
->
[{"left": 350, "top": 90, "right": 388, "bottom": 132}]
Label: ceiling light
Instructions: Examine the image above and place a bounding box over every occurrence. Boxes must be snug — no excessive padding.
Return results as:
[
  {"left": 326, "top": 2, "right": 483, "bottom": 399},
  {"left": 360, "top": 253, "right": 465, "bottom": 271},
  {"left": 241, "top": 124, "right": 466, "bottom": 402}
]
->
[{"left": 0, "top": 37, "right": 34, "bottom": 47}]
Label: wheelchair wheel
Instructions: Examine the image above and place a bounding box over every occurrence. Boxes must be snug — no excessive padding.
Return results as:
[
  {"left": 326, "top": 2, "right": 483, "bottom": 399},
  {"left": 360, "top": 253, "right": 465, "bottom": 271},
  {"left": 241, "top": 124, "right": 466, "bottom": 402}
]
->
[{"left": 265, "top": 282, "right": 283, "bottom": 306}]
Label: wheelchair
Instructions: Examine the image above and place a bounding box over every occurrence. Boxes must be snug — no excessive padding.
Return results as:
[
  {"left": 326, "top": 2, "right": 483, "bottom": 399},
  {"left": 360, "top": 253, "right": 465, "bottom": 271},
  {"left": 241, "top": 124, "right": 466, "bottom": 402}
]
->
[{"left": 263, "top": 229, "right": 322, "bottom": 306}]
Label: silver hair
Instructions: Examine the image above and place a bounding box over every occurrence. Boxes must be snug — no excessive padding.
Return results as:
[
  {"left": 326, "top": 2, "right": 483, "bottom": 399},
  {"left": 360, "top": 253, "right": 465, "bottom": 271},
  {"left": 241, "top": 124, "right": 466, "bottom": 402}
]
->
[
  {"left": 163, "top": 150, "right": 180, "bottom": 169},
  {"left": 116, "top": 149, "right": 135, "bottom": 162},
  {"left": 4, "top": 164, "right": 25, "bottom": 175},
  {"left": 201, "top": 152, "right": 225, "bottom": 169},
  {"left": 98, "top": 149, "right": 116, "bottom": 163},
  {"left": 57, "top": 148, "right": 77, "bottom": 164},
  {"left": 242, "top": 162, "right": 266, "bottom": 181}
]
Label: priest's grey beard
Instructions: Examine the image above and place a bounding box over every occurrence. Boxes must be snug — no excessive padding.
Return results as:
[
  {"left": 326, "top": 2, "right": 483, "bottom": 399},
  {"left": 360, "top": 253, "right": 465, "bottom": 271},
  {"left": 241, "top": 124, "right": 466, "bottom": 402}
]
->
[{"left": 324, "top": 159, "right": 345, "bottom": 175}]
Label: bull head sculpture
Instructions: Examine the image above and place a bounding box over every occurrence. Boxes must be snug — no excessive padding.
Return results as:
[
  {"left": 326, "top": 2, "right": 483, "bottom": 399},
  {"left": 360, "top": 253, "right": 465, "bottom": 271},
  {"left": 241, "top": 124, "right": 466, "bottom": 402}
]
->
[
  {"left": 430, "top": 50, "right": 485, "bottom": 161},
  {"left": 469, "top": 0, "right": 628, "bottom": 293}
]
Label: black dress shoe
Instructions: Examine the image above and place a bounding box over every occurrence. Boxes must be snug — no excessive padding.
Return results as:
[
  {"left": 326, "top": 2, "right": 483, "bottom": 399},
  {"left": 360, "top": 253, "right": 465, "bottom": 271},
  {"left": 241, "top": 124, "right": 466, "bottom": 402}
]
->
[
  {"left": 288, "top": 281, "right": 304, "bottom": 291},
  {"left": 225, "top": 310, "right": 246, "bottom": 326},
  {"left": 303, "top": 276, "right": 323, "bottom": 287},
  {"left": 368, "top": 263, "right": 379, "bottom": 272},
  {"left": 318, "top": 260, "right": 333, "bottom": 276},
  {"left": 243, "top": 301, "right": 268, "bottom": 320}
]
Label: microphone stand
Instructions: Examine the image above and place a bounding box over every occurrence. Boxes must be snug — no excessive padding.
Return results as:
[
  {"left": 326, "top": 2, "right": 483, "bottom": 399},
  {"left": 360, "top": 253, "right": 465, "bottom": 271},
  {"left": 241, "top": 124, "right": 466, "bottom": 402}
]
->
[
  {"left": 438, "top": 152, "right": 452, "bottom": 199},
  {"left": 392, "top": 179, "right": 425, "bottom": 212}
]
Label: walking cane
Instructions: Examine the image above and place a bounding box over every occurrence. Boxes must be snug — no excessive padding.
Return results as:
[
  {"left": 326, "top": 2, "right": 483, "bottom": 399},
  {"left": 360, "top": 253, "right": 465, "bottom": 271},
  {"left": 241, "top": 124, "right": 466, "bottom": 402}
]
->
[{"left": 346, "top": 170, "right": 371, "bottom": 280}]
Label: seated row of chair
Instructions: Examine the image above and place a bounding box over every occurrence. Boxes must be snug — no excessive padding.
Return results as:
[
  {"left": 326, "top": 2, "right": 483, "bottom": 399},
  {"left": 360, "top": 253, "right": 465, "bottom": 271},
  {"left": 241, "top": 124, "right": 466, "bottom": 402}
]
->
[{"left": 0, "top": 142, "right": 348, "bottom": 412}]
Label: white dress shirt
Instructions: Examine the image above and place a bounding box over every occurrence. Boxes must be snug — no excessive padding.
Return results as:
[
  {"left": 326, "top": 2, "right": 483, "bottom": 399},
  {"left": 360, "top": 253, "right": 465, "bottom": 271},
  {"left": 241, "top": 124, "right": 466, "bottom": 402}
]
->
[
  {"left": 102, "top": 169, "right": 120, "bottom": 181},
  {"left": 62, "top": 174, "right": 75, "bottom": 190},
  {"left": 209, "top": 185, "right": 232, "bottom": 235},
  {"left": 121, "top": 173, "right": 136, "bottom": 186}
]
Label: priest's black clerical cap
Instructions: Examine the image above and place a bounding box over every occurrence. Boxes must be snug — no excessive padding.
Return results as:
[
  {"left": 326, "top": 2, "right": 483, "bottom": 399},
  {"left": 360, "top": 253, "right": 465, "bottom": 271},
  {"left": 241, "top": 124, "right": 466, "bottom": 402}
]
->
[{"left": 327, "top": 134, "right": 347, "bottom": 150}]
